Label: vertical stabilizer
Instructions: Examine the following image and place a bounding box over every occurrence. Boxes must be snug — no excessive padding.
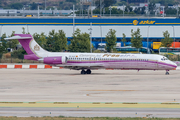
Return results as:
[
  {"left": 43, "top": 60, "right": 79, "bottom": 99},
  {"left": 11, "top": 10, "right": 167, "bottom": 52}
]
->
[{"left": 5, "top": 34, "right": 48, "bottom": 60}]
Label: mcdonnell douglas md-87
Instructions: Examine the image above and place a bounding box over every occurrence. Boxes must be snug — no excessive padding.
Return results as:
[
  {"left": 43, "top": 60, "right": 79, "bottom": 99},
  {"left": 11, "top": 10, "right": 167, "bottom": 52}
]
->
[{"left": 5, "top": 34, "right": 177, "bottom": 75}]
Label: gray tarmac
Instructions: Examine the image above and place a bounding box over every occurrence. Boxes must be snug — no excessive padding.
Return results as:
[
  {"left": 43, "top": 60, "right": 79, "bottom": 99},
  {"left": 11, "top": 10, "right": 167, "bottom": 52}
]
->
[
  {"left": 0, "top": 108, "right": 180, "bottom": 118},
  {"left": 0, "top": 69, "right": 180, "bottom": 117},
  {"left": 0, "top": 69, "right": 180, "bottom": 102}
]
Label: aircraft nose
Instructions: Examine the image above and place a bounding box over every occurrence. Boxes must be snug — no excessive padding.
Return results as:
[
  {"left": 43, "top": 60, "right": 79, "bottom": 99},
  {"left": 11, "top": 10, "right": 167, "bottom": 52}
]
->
[{"left": 172, "top": 62, "right": 177, "bottom": 68}]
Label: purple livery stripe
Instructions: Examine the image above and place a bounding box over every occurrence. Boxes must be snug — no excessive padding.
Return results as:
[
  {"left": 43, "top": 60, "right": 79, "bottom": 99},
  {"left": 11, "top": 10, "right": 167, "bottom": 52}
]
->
[
  {"left": 14, "top": 34, "right": 39, "bottom": 60},
  {"left": 67, "top": 60, "right": 176, "bottom": 69}
]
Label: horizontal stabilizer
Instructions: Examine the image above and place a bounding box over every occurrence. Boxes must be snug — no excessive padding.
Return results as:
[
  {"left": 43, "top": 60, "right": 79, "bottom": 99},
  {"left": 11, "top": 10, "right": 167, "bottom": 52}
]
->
[{"left": 4, "top": 36, "right": 32, "bottom": 40}]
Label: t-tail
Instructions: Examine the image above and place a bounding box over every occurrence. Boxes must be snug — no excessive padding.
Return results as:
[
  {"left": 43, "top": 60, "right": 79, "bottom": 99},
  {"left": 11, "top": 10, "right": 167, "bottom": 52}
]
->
[{"left": 5, "top": 34, "right": 49, "bottom": 61}]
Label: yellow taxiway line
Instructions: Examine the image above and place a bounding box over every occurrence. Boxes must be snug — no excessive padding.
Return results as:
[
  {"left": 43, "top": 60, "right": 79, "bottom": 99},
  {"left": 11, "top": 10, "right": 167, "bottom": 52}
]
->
[{"left": 0, "top": 102, "right": 180, "bottom": 108}]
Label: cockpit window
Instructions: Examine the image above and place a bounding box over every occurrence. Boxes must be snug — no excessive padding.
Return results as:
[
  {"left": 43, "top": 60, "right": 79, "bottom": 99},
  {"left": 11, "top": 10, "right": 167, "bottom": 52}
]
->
[{"left": 161, "top": 57, "right": 169, "bottom": 61}]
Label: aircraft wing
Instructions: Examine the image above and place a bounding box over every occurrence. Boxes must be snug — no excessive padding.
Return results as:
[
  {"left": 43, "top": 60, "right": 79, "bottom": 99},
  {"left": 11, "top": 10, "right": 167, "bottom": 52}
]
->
[{"left": 56, "top": 63, "right": 104, "bottom": 70}]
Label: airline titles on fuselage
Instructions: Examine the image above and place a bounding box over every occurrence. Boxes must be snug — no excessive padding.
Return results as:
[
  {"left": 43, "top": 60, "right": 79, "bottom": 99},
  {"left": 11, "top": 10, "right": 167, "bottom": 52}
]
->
[{"left": 69, "top": 54, "right": 137, "bottom": 58}]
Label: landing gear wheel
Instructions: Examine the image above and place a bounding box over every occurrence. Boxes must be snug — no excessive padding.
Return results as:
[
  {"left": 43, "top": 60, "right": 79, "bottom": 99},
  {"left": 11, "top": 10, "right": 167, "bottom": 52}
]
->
[
  {"left": 86, "top": 69, "right": 91, "bottom": 74},
  {"left": 165, "top": 71, "right": 169, "bottom": 75},
  {"left": 81, "top": 70, "right": 86, "bottom": 74}
]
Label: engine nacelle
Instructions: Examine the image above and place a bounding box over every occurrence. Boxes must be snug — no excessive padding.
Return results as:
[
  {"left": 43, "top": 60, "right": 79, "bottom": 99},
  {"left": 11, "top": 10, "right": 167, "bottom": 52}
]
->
[{"left": 43, "top": 56, "right": 67, "bottom": 64}]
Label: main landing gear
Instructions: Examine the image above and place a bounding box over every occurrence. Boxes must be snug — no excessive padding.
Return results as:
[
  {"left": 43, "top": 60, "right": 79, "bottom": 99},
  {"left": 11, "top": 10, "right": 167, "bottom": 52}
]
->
[
  {"left": 165, "top": 70, "right": 169, "bottom": 75},
  {"left": 81, "top": 69, "right": 91, "bottom": 74}
]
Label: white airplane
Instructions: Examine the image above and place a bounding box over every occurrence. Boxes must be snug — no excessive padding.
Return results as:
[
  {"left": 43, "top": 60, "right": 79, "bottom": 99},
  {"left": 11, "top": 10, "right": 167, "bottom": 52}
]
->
[{"left": 5, "top": 34, "right": 177, "bottom": 75}]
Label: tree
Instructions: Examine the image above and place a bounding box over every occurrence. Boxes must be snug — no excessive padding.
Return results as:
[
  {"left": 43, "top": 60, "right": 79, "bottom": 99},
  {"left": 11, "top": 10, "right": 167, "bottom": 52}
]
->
[
  {"left": 125, "top": 5, "right": 133, "bottom": 12},
  {"left": 11, "top": 49, "right": 25, "bottom": 61},
  {"left": 134, "top": 7, "right": 146, "bottom": 14},
  {"left": 31, "top": 2, "right": 38, "bottom": 10},
  {"left": 130, "top": 28, "right": 143, "bottom": 52},
  {"left": 22, "top": 27, "right": 30, "bottom": 34},
  {"left": 0, "top": 37, "right": 6, "bottom": 60},
  {"left": 66, "top": 0, "right": 76, "bottom": 3},
  {"left": 22, "top": 27, "right": 26, "bottom": 34},
  {"left": 149, "top": 2, "right": 156, "bottom": 14},
  {"left": 161, "top": 31, "right": 173, "bottom": 53},
  {"left": 92, "top": 8, "right": 100, "bottom": 14},
  {"left": 54, "top": 30, "right": 67, "bottom": 52},
  {"left": 115, "top": 1, "right": 127, "bottom": 6},
  {"left": 103, "top": 0, "right": 116, "bottom": 7},
  {"left": 45, "top": 30, "right": 55, "bottom": 52},
  {"left": 10, "top": 3, "right": 23, "bottom": 10},
  {"left": 105, "top": 29, "right": 117, "bottom": 52},
  {"left": 33, "top": 32, "right": 47, "bottom": 49},
  {"left": 0, "top": 33, "right": 8, "bottom": 54},
  {"left": 150, "top": 0, "right": 177, "bottom": 6},
  {"left": 69, "top": 28, "right": 90, "bottom": 52},
  {"left": 7, "top": 31, "right": 19, "bottom": 51},
  {"left": 165, "top": 7, "right": 177, "bottom": 15},
  {"left": 122, "top": 33, "right": 126, "bottom": 47},
  {"left": 45, "top": 30, "right": 67, "bottom": 52},
  {"left": 95, "top": 0, "right": 116, "bottom": 8}
]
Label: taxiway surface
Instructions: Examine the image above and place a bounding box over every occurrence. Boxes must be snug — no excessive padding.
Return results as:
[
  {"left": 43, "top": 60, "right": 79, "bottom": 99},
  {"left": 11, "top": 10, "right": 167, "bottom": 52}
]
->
[
  {"left": 0, "top": 69, "right": 180, "bottom": 102},
  {"left": 0, "top": 69, "right": 180, "bottom": 117},
  {"left": 0, "top": 108, "right": 180, "bottom": 118}
]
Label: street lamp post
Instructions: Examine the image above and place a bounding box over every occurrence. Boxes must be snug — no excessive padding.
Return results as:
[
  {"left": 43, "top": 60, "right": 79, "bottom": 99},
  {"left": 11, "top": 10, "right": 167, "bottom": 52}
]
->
[
  {"left": 73, "top": 5, "right": 75, "bottom": 34},
  {"left": 173, "top": 26, "right": 175, "bottom": 48},
  {"left": 100, "top": 0, "right": 101, "bottom": 17},
  {"left": 45, "top": 0, "right": 46, "bottom": 15},
  {"left": 162, "top": 6, "right": 165, "bottom": 18},
  {"left": 81, "top": 0, "right": 83, "bottom": 17},
  {"left": 109, "top": 6, "right": 112, "bottom": 17},
  {"left": 147, "top": 26, "right": 150, "bottom": 54},
  {"left": 103, "top": 8, "right": 105, "bottom": 16},
  {"left": 38, "top": 5, "right": 39, "bottom": 18},
  {"left": 123, "top": 4, "right": 124, "bottom": 17},
  {"left": 88, "top": 23, "right": 92, "bottom": 53},
  {"left": 177, "top": 5, "right": 179, "bottom": 17},
  {"left": 100, "top": 25, "right": 102, "bottom": 52},
  {"left": 147, "top": 0, "right": 149, "bottom": 16}
]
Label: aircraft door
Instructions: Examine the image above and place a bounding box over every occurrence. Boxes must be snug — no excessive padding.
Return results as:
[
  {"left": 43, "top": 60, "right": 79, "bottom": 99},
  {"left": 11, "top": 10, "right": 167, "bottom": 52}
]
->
[{"left": 156, "top": 60, "right": 159, "bottom": 69}]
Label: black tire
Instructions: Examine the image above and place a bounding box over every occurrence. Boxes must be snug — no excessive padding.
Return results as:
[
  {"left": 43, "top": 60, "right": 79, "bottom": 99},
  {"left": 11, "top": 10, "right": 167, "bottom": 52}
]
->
[
  {"left": 87, "top": 69, "right": 91, "bottom": 74},
  {"left": 81, "top": 70, "right": 86, "bottom": 74}
]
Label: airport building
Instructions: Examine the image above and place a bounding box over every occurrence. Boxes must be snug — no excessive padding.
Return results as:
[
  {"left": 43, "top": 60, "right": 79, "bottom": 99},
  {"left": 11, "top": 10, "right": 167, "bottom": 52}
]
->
[{"left": 0, "top": 18, "right": 180, "bottom": 50}]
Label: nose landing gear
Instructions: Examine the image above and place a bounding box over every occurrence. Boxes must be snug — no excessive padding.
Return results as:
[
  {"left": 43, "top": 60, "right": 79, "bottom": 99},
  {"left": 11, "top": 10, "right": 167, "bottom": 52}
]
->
[
  {"left": 165, "top": 70, "right": 169, "bottom": 75},
  {"left": 81, "top": 69, "right": 91, "bottom": 74}
]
